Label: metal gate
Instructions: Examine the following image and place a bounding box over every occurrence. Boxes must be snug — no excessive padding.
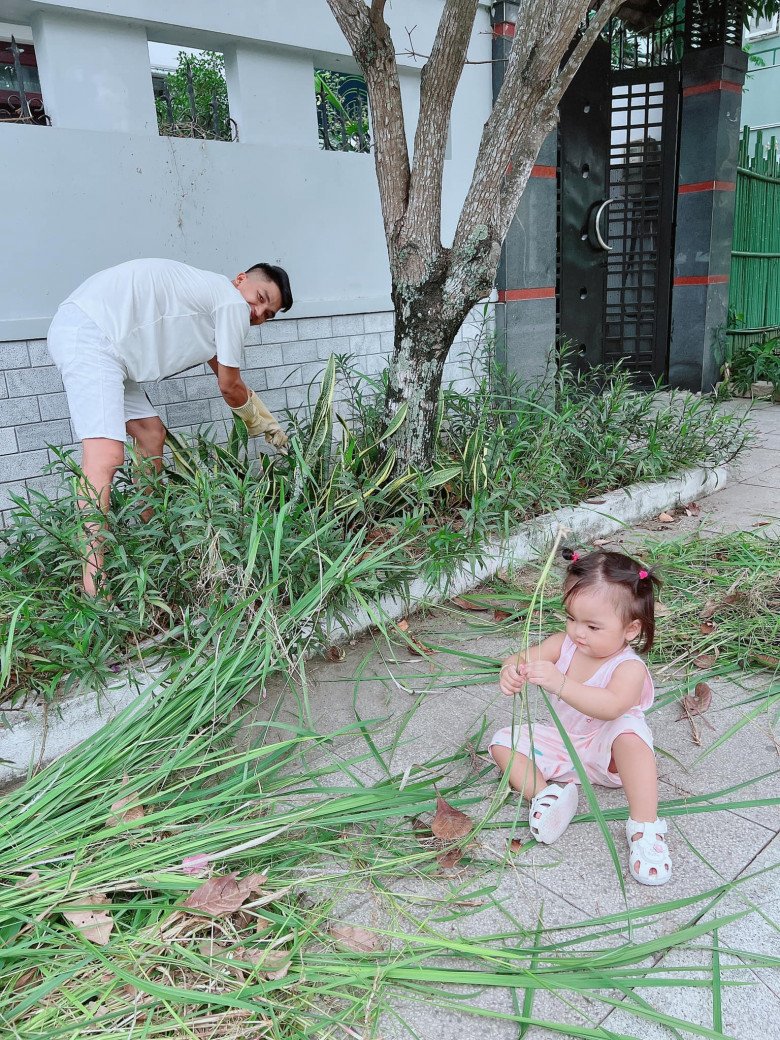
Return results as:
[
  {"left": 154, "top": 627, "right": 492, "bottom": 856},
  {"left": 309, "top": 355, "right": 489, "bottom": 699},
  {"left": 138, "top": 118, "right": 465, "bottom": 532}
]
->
[{"left": 558, "top": 31, "right": 681, "bottom": 382}]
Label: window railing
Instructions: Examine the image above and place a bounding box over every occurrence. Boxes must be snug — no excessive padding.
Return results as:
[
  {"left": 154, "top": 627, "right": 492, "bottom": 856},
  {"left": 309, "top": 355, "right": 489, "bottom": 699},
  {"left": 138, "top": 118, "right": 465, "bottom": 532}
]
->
[{"left": 0, "top": 37, "right": 48, "bottom": 125}]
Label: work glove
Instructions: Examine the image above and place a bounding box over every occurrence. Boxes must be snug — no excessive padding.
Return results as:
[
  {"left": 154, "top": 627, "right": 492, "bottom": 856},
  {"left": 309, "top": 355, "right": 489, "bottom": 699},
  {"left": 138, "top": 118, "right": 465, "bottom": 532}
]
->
[{"left": 231, "top": 390, "right": 289, "bottom": 454}]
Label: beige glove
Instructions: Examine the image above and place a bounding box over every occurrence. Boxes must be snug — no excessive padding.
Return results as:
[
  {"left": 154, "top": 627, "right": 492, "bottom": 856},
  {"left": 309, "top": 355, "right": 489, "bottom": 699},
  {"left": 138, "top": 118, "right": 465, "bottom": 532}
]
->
[{"left": 231, "top": 390, "right": 289, "bottom": 454}]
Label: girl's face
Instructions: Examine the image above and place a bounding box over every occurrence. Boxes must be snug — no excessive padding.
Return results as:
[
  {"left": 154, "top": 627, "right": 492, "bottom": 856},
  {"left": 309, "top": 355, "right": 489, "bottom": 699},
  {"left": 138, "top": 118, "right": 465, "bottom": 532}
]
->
[{"left": 565, "top": 584, "right": 641, "bottom": 660}]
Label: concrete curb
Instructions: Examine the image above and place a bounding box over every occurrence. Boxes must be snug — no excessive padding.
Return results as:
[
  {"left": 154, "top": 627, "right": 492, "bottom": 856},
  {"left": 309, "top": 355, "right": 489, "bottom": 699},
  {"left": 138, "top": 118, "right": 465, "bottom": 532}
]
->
[{"left": 0, "top": 463, "right": 729, "bottom": 785}]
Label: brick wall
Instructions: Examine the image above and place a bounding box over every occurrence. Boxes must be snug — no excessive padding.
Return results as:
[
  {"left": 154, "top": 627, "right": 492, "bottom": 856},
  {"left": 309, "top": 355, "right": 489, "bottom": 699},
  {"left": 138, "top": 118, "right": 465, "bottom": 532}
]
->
[{"left": 0, "top": 310, "right": 487, "bottom": 524}]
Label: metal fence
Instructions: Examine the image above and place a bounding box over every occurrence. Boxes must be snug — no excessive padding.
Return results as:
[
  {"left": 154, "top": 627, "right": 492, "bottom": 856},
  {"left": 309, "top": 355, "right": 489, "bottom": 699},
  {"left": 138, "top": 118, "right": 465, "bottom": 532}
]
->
[
  {"left": 728, "top": 127, "right": 780, "bottom": 345},
  {"left": 154, "top": 66, "right": 236, "bottom": 142},
  {"left": 0, "top": 36, "right": 48, "bottom": 125}
]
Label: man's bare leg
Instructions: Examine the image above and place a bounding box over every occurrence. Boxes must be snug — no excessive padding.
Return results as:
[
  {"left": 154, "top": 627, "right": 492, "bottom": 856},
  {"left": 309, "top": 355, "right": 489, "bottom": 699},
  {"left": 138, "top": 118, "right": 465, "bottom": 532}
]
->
[
  {"left": 126, "top": 417, "right": 167, "bottom": 522},
  {"left": 80, "top": 437, "right": 125, "bottom": 596}
]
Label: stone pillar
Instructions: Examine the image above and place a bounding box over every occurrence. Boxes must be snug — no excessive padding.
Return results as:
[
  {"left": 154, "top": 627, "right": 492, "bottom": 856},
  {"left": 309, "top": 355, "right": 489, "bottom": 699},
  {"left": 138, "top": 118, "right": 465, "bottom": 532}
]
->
[
  {"left": 491, "top": 2, "right": 558, "bottom": 384},
  {"left": 224, "top": 43, "right": 318, "bottom": 147},
  {"left": 31, "top": 9, "right": 157, "bottom": 133},
  {"left": 668, "top": 44, "right": 747, "bottom": 391}
]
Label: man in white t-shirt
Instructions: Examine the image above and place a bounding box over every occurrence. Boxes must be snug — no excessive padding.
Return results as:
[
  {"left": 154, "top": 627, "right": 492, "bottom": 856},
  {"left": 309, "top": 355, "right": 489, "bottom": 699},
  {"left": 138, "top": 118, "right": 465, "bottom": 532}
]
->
[{"left": 47, "top": 257, "right": 293, "bottom": 595}]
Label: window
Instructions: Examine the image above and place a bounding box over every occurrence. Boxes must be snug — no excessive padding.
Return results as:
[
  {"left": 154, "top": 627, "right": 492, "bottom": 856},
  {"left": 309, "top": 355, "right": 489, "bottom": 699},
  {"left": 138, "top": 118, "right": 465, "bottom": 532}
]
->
[
  {"left": 315, "top": 68, "right": 370, "bottom": 153},
  {"left": 148, "top": 44, "right": 235, "bottom": 141},
  {"left": 0, "top": 34, "right": 47, "bottom": 124},
  {"left": 745, "top": 13, "right": 780, "bottom": 40}
]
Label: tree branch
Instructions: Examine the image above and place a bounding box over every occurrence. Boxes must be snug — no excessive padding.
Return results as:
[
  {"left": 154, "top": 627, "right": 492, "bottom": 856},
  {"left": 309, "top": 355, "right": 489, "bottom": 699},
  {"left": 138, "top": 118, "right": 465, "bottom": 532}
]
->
[
  {"left": 326, "top": 0, "right": 411, "bottom": 243},
  {"left": 402, "top": 0, "right": 479, "bottom": 265}
]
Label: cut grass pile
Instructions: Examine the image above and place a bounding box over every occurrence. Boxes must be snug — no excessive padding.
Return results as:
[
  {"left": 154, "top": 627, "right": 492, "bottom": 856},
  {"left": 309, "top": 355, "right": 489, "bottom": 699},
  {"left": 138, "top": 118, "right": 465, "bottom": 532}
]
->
[
  {"left": 1, "top": 531, "right": 778, "bottom": 1039},
  {"left": 1, "top": 356, "right": 751, "bottom": 706}
]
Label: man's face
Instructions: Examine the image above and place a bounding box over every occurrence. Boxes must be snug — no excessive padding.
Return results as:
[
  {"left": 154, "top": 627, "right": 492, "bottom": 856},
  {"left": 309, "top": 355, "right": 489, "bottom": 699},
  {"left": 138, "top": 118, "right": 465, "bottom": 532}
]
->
[{"left": 233, "top": 271, "right": 283, "bottom": 326}]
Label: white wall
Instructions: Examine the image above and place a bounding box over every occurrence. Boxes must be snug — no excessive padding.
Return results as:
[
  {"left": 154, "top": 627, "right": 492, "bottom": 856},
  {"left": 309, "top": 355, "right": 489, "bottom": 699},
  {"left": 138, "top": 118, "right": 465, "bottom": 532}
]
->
[{"left": 0, "top": 0, "right": 493, "bottom": 340}]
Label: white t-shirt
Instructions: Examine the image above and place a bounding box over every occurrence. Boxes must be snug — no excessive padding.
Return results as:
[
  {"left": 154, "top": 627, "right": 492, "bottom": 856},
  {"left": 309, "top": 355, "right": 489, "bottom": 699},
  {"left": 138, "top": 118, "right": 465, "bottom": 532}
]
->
[{"left": 64, "top": 258, "right": 250, "bottom": 382}]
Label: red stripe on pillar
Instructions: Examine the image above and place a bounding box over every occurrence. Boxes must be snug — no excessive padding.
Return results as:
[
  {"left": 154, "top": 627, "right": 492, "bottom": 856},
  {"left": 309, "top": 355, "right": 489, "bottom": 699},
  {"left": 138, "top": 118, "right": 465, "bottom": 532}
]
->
[
  {"left": 498, "top": 287, "right": 556, "bottom": 301},
  {"left": 673, "top": 275, "right": 729, "bottom": 286},
  {"left": 683, "top": 80, "right": 742, "bottom": 97},
  {"left": 531, "top": 165, "right": 556, "bottom": 178},
  {"left": 493, "top": 22, "right": 516, "bottom": 37},
  {"left": 678, "top": 180, "right": 736, "bottom": 193}
]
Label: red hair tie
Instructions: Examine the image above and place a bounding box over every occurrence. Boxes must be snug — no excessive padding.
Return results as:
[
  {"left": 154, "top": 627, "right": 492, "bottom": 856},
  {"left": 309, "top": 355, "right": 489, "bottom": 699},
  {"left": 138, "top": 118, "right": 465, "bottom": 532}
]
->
[
  {"left": 638, "top": 569, "right": 649, "bottom": 579},
  {"left": 571, "top": 551, "right": 580, "bottom": 562}
]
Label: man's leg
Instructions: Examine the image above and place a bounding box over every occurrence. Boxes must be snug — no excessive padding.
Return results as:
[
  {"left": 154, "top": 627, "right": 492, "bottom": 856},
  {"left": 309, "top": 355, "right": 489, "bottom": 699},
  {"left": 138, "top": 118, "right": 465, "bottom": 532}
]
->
[
  {"left": 80, "top": 437, "right": 125, "bottom": 596},
  {"left": 125, "top": 416, "right": 167, "bottom": 522}
]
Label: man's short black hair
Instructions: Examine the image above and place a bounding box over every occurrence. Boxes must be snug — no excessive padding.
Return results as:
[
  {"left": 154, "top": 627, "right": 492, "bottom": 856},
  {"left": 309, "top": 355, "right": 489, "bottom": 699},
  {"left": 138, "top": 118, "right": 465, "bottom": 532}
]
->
[{"left": 246, "top": 263, "right": 293, "bottom": 313}]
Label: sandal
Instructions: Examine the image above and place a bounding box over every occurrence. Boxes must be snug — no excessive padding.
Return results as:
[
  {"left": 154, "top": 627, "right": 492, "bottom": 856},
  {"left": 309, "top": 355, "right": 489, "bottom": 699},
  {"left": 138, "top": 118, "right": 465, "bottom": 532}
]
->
[
  {"left": 529, "top": 783, "right": 578, "bottom": 844},
  {"left": 626, "top": 818, "right": 672, "bottom": 886}
]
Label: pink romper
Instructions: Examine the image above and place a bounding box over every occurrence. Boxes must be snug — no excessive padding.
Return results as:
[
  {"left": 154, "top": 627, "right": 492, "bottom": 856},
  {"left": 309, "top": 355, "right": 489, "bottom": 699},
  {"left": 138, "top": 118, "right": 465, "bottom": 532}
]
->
[{"left": 488, "top": 636, "right": 655, "bottom": 788}]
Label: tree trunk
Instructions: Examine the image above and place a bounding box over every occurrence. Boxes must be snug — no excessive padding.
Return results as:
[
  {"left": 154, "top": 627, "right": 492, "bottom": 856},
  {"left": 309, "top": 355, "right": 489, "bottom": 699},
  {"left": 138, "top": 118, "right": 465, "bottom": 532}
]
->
[{"left": 385, "top": 275, "right": 466, "bottom": 470}]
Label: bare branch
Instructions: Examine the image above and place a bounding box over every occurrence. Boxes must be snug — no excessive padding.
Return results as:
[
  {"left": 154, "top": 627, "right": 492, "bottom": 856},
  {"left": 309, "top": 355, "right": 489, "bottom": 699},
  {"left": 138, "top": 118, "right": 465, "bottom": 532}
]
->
[
  {"left": 549, "top": 0, "right": 625, "bottom": 106},
  {"left": 326, "top": 0, "right": 411, "bottom": 242},
  {"left": 402, "top": 0, "right": 479, "bottom": 265}
]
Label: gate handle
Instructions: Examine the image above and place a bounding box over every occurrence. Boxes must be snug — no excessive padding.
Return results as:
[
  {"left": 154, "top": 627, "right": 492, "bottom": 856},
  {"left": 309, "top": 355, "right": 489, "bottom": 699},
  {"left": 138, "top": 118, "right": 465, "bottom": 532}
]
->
[{"left": 594, "top": 196, "right": 622, "bottom": 251}]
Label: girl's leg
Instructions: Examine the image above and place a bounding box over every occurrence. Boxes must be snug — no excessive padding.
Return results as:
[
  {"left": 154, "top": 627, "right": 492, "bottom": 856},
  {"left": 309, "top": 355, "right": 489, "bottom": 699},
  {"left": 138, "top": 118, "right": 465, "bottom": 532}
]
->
[
  {"left": 491, "top": 746, "right": 546, "bottom": 801},
  {"left": 610, "top": 733, "right": 658, "bottom": 826}
]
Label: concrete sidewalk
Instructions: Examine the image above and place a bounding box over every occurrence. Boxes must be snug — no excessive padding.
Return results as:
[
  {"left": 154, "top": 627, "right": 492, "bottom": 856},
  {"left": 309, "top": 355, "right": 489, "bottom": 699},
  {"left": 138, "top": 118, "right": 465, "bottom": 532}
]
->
[{"left": 253, "top": 401, "right": 780, "bottom": 1040}]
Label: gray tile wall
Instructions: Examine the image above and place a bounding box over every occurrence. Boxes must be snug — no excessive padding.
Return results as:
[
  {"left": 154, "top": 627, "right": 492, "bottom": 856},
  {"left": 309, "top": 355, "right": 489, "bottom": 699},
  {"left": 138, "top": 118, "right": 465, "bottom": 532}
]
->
[{"left": 0, "top": 310, "right": 486, "bottom": 523}]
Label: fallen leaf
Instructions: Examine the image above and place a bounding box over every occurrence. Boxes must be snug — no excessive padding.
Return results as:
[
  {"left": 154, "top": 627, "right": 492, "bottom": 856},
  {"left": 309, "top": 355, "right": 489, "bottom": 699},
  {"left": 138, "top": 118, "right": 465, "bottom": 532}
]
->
[
  {"left": 684, "top": 501, "right": 701, "bottom": 516},
  {"left": 750, "top": 653, "right": 780, "bottom": 670},
  {"left": 181, "top": 854, "right": 210, "bottom": 876},
  {"left": 654, "top": 602, "right": 672, "bottom": 617},
  {"left": 62, "top": 893, "right": 114, "bottom": 945},
  {"left": 657, "top": 511, "right": 675, "bottom": 523},
  {"left": 15, "top": 870, "right": 41, "bottom": 888},
  {"left": 700, "top": 600, "right": 719, "bottom": 620},
  {"left": 493, "top": 609, "right": 510, "bottom": 622},
  {"left": 451, "top": 596, "right": 487, "bottom": 612},
  {"left": 593, "top": 538, "right": 611, "bottom": 547},
  {"left": 430, "top": 793, "right": 472, "bottom": 842},
  {"left": 107, "top": 776, "right": 144, "bottom": 827},
  {"left": 682, "top": 682, "right": 713, "bottom": 716},
  {"left": 183, "top": 872, "right": 267, "bottom": 916},
  {"left": 694, "top": 653, "right": 718, "bottom": 670},
  {"left": 324, "top": 645, "right": 346, "bottom": 663},
  {"left": 495, "top": 569, "right": 510, "bottom": 583},
  {"left": 752, "top": 520, "right": 771, "bottom": 528},
  {"left": 397, "top": 618, "right": 410, "bottom": 631},
  {"left": 699, "top": 621, "right": 716, "bottom": 635},
  {"left": 330, "top": 924, "right": 383, "bottom": 953},
  {"left": 584, "top": 498, "right": 606, "bottom": 504},
  {"left": 509, "top": 838, "right": 523, "bottom": 854},
  {"left": 236, "top": 947, "right": 292, "bottom": 979},
  {"left": 437, "top": 848, "right": 464, "bottom": 869},
  {"left": 408, "top": 636, "right": 435, "bottom": 657}
]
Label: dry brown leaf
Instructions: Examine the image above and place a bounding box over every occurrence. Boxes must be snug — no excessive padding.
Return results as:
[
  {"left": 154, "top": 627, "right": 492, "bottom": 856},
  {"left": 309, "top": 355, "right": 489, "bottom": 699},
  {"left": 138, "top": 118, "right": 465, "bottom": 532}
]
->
[
  {"left": 451, "top": 596, "right": 487, "bottom": 612},
  {"left": 593, "top": 538, "right": 611, "bottom": 547},
  {"left": 682, "top": 682, "right": 713, "bottom": 716},
  {"left": 750, "top": 653, "right": 780, "bottom": 670},
  {"left": 694, "top": 653, "right": 718, "bottom": 670},
  {"left": 509, "top": 838, "right": 523, "bottom": 854},
  {"left": 107, "top": 782, "right": 144, "bottom": 827},
  {"left": 237, "top": 947, "right": 292, "bottom": 979},
  {"left": 436, "top": 847, "right": 464, "bottom": 870},
  {"left": 684, "top": 501, "right": 702, "bottom": 516},
  {"left": 183, "top": 872, "right": 267, "bottom": 916},
  {"left": 62, "top": 893, "right": 114, "bottom": 945},
  {"left": 15, "top": 870, "right": 41, "bottom": 888},
  {"left": 657, "top": 511, "right": 676, "bottom": 523},
  {"left": 493, "top": 609, "right": 511, "bottom": 622},
  {"left": 324, "top": 645, "right": 346, "bottom": 663},
  {"left": 397, "top": 618, "right": 410, "bottom": 631},
  {"left": 330, "top": 923, "right": 383, "bottom": 953},
  {"left": 408, "top": 636, "right": 435, "bottom": 657},
  {"left": 699, "top": 621, "right": 716, "bottom": 635},
  {"left": 654, "top": 602, "right": 672, "bottom": 617},
  {"left": 752, "top": 520, "right": 771, "bottom": 528},
  {"left": 430, "top": 793, "right": 472, "bottom": 842}
]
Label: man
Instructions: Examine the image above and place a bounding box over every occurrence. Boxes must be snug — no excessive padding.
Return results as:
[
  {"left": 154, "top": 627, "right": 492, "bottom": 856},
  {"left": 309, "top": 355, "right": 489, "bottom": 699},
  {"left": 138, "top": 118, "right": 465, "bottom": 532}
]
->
[{"left": 47, "top": 257, "right": 293, "bottom": 595}]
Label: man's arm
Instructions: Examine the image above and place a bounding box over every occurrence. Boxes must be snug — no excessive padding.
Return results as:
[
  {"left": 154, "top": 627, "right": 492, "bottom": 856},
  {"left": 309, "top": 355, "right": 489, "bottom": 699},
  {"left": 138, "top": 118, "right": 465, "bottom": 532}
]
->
[{"left": 207, "top": 357, "right": 250, "bottom": 408}]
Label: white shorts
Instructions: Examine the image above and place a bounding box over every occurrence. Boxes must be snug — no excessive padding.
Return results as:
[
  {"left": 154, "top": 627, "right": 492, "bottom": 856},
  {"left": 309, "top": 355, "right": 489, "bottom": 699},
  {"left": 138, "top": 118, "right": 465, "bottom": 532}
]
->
[{"left": 47, "top": 303, "right": 161, "bottom": 442}]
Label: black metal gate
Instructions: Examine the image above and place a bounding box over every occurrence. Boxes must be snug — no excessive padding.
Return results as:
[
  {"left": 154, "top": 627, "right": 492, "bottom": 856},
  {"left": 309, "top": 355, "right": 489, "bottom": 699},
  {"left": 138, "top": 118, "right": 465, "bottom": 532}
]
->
[{"left": 558, "top": 32, "right": 681, "bottom": 382}]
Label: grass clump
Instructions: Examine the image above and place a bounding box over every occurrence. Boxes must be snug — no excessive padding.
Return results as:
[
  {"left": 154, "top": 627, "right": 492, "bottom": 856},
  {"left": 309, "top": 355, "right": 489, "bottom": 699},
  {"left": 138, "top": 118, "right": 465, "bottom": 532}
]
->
[{"left": 1, "top": 354, "right": 750, "bottom": 707}]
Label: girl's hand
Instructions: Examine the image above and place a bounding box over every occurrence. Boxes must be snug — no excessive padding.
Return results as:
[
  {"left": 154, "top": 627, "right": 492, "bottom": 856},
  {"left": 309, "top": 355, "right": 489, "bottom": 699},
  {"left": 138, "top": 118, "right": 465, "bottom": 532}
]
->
[
  {"left": 499, "top": 657, "right": 527, "bottom": 696},
  {"left": 524, "top": 659, "right": 564, "bottom": 694}
]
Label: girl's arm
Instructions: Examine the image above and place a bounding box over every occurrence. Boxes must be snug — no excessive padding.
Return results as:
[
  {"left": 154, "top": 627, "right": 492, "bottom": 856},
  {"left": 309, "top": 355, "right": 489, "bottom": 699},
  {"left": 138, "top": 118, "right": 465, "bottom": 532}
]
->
[
  {"left": 499, "top": 633, "right": 565, "bottom": 696},
  {"left": 523, "top": 658, "right": 646, "bottom": 720}
]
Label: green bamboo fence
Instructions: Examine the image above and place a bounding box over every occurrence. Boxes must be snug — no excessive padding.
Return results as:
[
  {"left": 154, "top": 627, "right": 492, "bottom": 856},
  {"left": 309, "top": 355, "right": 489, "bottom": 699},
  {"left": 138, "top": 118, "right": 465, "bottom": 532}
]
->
[{"left": 728, "top": 127, "right": 780, "bottom": 349}]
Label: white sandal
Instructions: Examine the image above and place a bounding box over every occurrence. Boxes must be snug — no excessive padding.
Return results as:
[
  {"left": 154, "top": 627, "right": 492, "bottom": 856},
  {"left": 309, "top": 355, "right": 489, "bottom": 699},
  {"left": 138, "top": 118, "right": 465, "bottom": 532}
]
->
[
  {"left": 529, "top": 783, "right": 578, "bottom": 844},
  {"left": 626, "top": 818, "right": 672, "bottom": 886}
]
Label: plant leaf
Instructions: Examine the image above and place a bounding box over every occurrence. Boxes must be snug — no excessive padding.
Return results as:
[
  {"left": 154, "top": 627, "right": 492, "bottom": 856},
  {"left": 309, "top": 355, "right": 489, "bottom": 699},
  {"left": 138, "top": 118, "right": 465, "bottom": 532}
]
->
[
  {"left": 62, "top": 893, "right": 114, "bottom": 945},
  {"left": 183, "top": 872, "right": 267, "bottom": 916},
  {"left": 330, "top": 923, "right": 383, "bottom": 952},
  {"left": 430, "top": 793, "right": 472, "bottom": 841},
  {"left": 682, "top": 682, "right": 713, "bottom": 716}
]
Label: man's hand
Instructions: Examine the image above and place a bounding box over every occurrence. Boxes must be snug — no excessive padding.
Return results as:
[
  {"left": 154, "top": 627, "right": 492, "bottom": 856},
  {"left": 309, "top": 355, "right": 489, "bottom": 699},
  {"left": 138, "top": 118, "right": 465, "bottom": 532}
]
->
[{"left": 231, "top": 390, "right": 289, "bottom": 453}]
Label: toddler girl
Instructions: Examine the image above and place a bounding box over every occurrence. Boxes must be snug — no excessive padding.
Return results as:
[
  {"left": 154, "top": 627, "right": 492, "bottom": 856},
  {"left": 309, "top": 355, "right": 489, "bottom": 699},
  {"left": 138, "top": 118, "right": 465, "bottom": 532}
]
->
[{"left": 489, "top": 549, "right": 671, "bottom": 885}]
